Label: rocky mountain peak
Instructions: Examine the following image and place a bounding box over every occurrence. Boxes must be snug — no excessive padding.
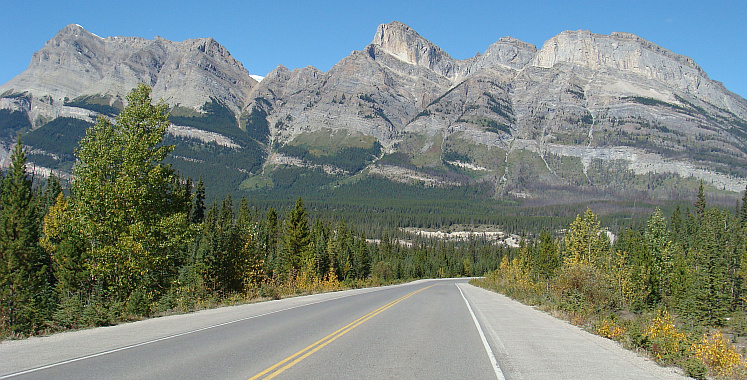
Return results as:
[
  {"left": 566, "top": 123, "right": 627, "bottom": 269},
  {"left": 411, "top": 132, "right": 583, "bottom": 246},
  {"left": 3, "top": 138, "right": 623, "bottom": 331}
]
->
[
  {"left": 371, "top": 21, "right": 457, "bottom": 78},
  {"left": 0, "top": 24, "right": 257, "bottom": 117},
  {"left": 479, "top": 36, "right": 538, "bottom": 70},
  {"left": 533, "top": 30, "right": 710, "bottom": 90}
]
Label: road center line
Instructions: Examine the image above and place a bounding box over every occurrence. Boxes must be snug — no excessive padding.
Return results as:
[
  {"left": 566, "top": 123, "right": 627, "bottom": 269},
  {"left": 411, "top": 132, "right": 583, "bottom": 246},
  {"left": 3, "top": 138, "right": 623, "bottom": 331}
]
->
[
  {"left": 0, "top": 286, "right": 392, "bottom": 379},
  {"left": 249, "top": 285, "right": 435, "bottom": 380},
  {"left": 457, "top": 283, "right": 506, "bottom": 380}
]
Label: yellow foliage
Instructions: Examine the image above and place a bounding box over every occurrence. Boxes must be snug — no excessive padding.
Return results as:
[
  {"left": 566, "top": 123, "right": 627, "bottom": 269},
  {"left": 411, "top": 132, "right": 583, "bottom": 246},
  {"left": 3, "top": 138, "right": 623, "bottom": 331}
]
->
[
  {"left": 563, "top": 208, "right": 607, "bottom": 267},
  {"left": 40, "top": 192, "right": 68, "bottom": 253},
  {"left": 597, "top": 318, "right": 626, "bottom": 340},
  {"left": 690, "top": 331, "right": 746, "bottom": 377},
  {"left": 643, "top": 309, "right": 686, "bottom": 361}
]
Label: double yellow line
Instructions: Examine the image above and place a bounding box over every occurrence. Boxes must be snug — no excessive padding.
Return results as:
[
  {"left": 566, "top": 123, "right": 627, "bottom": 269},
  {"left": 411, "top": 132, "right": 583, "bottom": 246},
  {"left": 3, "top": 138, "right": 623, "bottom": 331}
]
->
[{"left": 249, "top": 285, "right": 434, "bottom": 379}]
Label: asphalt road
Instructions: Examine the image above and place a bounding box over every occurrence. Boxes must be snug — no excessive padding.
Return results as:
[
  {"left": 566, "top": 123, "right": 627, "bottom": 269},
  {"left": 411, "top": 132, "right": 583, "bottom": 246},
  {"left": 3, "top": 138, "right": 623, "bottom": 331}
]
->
[{"left": 0, "top": 279, "right": 685, "bottom": 379}]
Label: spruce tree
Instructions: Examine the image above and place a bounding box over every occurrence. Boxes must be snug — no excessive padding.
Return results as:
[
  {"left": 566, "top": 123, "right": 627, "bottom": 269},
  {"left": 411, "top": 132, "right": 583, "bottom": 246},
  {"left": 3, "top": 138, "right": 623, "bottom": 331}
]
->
[
  {"left": 262, "top": 208, "right": 279, "bottom": 278},
  {"left": 534, "top": 230, "right": 560, "bottom": 280},
  {"left": 191, "top": 177, "right": 206, "bottom": 224},
  {"left": 690, "top": 208, "right": 731, "bottom": 325},
  {"left": 695, "top": 181, "right": 706, "bottom": 216},
  {"left": 670, "top": 205, "right": 682, "bottom": 239},
  {"left": 641, "top": 208, "right": 670, "bottom": 306},
  {"left": 282, "top": 197, "right": 311, "bottom": 274},
  {"left": 740, "top": 184, "right": 747, "bottom": 226},
  {"left": 0, "top": 140, "right": 51, "bottom": 334}
]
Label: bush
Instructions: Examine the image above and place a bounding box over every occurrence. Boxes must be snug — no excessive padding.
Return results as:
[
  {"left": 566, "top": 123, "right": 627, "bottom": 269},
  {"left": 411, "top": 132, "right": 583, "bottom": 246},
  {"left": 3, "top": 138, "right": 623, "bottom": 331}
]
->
[
  {"left": 552, "top": 264, "right": 618, "bottom": 313},
  {"left": 642, "top": 309, "right": 687, "bottom": 363},
  {"left": 690, "top": 331, "right": 746, "bottom": 378},
  {"left": 596, "top": 317, "right": 626, "bottom": 340}
]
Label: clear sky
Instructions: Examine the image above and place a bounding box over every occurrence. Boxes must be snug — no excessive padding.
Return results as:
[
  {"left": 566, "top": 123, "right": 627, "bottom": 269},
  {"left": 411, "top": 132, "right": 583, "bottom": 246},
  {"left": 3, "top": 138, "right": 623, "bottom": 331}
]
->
[{"left": 2, "top": 0, "right": 745, "bottom": 98}]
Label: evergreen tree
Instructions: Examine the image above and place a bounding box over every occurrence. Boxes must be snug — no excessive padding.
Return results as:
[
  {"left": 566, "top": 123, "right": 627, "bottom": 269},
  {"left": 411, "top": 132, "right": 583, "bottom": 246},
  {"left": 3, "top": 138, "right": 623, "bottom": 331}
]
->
[
  {"left": 312, "top": 220, "right": 329, "bottom": 278},
  {"left": 534, "top": 230, "right": 560, "bottom": 280},
  {"left": 670, "top": 205, "right": 682, "bottom": 239},
  {"left": 695, "top": 181, "right": 706, "bottom": 216},
  {"left": 356, "top": 234, "right": 371, "bottom": 279},
  {"left": 0, "top": 140, "right": 51, "bottom": 334},
  {"left": 261, "top": 208, "right": 279, "bottom": 278},
  {"left": 282, "top": 198, "right": 312, "bottom": 274},
  {"left": 191, "top": 177, "right": 206, "bottom": 224},
  {"left": 41, "top": 174, "right": 62, "bottom": 215},
  {"left": 641, "top": 208, "right": 671, "bottom": 306},
  {"left": 690, "top": 208, "right": 732, "bottom": 325},
  {"left": 740, "top": 184, "right": 747, "bottom": 226}
]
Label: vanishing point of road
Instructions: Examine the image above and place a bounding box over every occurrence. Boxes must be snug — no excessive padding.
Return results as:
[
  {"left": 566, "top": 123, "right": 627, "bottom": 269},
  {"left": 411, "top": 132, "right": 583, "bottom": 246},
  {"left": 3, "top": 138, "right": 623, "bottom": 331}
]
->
[{"left": 0, "top": 279, "right": 684, "bottom": 379}]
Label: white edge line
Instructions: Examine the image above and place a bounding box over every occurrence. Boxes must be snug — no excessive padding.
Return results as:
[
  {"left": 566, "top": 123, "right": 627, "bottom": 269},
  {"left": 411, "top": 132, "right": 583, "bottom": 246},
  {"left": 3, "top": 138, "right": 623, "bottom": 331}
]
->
[
  {"left": 0, "top": 286, "right": 389, "bottom": 379},
  {"left": 457, "top": 283, "right": 506, "bottom": 380}
]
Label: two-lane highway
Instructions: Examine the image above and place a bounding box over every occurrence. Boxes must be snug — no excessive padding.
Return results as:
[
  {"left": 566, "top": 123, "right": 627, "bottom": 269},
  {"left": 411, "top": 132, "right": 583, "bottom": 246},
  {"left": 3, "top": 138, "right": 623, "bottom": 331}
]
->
[{"left": 1, "top": 279, "right": 685, "bottom": 379}]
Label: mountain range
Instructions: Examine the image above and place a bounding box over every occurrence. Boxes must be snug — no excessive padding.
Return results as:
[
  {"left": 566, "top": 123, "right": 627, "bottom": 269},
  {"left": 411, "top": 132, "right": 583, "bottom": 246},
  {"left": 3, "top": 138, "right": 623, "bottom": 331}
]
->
[{"left": 1, "top": 21, "right": 746, "bottom": 207}]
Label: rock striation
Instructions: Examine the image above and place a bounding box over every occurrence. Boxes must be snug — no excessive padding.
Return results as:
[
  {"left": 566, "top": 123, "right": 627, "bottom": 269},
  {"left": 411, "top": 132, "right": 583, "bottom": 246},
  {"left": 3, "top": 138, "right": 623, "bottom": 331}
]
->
[
  {"left": 0, "top": 24, "right": 257, "bottom": 126},
  {"left": 3, "top": 21, "right": 747, "bottom": 201}
]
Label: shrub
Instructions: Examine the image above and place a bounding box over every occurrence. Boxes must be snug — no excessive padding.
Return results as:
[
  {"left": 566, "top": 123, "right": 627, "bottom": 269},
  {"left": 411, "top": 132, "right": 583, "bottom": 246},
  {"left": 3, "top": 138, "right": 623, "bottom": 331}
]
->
[
  {"left": 552, "top": 263, "right": 618, "bottom": 313},
  {"left": 596, "top": 317, "right": 626, "bottom": 340},
  {"left": 642, "top": 309, "right": 687, "bottom": 362},
  {"left": 690, "top": 331, "right": 746, "bottom": 378}
]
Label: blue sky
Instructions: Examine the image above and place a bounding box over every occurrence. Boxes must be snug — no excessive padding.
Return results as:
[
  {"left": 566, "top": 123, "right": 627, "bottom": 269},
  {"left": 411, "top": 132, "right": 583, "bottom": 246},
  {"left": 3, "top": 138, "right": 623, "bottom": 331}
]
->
[{"left": 2, "top": 0, "right": 745, "bottom": 98}]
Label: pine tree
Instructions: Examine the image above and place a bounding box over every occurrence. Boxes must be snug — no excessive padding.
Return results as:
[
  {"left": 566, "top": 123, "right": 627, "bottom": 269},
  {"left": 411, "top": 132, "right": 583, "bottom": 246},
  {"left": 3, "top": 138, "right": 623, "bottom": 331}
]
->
[
  {"left": 695, "top": 181, "right": 706, "bottom": 216},
  {"left": 534, "top": 230, "right": 560, "bottom": 280},
  {"left": 282, "top": 197, "right": 311, "bottom": 274},
  {"left": 191, "top": 177, "right": 206, "bottom": 224},
  {"left": 690, "top": 208, "right": 732, "bottom": 325},
  {"left": 0, "top": 140, "right": 51, "bottom": 334},
  {"left": 740, "top": 184, "right": 747, "bottom": 226}
]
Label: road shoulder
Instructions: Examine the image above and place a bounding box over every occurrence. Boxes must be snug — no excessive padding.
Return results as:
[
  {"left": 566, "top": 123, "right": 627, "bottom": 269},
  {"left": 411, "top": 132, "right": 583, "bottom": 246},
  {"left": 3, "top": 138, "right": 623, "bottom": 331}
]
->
[{"left": 458, "top": 283, "right": 686, "bottom": 380}]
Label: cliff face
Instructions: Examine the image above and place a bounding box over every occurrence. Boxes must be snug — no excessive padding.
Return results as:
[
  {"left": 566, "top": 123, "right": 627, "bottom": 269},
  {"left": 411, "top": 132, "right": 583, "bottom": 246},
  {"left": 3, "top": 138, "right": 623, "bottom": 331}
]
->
[
  {"left": 3, "top": 22, "right": 747, "bottom": 201},
  {"left": 0, "top": 24, "right": 257, "bottom": 126}
]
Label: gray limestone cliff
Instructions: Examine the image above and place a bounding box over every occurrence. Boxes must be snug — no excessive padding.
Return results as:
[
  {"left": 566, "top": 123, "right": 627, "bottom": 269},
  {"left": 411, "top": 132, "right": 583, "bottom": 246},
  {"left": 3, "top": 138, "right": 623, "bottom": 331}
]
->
[
  {"left": 0, "top": 24, "right": 257, "bottom": 126},
  {"left": 3, "top": 21, "right": 747, "bottom": 200}
]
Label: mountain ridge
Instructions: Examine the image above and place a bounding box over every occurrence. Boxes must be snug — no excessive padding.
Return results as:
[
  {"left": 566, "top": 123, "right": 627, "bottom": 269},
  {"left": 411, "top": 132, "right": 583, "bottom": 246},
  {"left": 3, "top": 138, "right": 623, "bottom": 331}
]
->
[{"left": 2, "top": 21, "right": 747, "bottom": 204}]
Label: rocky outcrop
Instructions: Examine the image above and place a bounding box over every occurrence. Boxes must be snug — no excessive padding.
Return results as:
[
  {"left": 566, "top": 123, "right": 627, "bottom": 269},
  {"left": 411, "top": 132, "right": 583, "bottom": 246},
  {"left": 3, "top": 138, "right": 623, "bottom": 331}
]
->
[{"left": 0, "top": 24, "right": 257, "bottom": 118}]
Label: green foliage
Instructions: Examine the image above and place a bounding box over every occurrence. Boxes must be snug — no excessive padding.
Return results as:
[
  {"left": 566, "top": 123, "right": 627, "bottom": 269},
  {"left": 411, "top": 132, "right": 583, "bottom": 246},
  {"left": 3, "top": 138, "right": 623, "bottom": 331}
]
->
[
  {"left": 0, "top": 110, "right": 32, "bottom": 138},
  {"left": 0, "top": 139, "right": 52, "bottom": 335},
  {"left": 277, "top": 140, "right": 382, "bottom": 173},
  {"left": 43, "top": 84, "right": 191, "bottom": 321},
  {"left": 562, "top": 208, "right": 609, "bottom": 266},
  {"left": 24, "top": 117, "right": 92, "bottom": 158},
  {"left": 474, "top": 187, "right": 747, "bottom": 378},
  {"left": 281, "top": 197, "right": 312, "bottom": 274},
  {"left": 64, "top": 95, "right": 121, "bottom": 117},
  {"left": 624, "top": 96, "right": 690, "bottom": 114},
  {"left": 168, "top": 98, "right": 244, "bottom": 144},
  {"left": 242, "top": 107, "right": 270, "bottom": 144}
]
